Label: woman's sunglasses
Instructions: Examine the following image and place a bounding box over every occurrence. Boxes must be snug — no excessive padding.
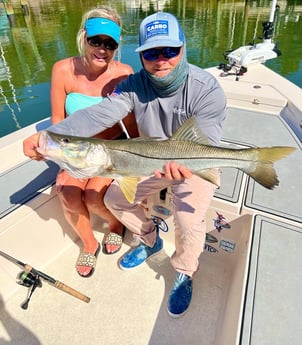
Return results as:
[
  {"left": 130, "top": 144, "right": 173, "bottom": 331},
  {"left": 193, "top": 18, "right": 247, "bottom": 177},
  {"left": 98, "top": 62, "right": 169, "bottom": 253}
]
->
[
  {"left": 87, "top": 36, "right": 118, "bottom": 50},
  {"left": 142, "top": 47, "right": 181, "bottom": 61}
]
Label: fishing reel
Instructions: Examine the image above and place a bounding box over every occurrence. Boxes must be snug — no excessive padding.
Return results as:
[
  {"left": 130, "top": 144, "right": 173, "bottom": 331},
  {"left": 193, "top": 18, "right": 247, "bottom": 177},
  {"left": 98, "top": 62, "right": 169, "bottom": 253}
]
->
[
  {"left": 16, "top": 269, "right": 42, "bottom": 310},
  {"left": 1, "top": 249, "right": 90, "bottom": 310}
]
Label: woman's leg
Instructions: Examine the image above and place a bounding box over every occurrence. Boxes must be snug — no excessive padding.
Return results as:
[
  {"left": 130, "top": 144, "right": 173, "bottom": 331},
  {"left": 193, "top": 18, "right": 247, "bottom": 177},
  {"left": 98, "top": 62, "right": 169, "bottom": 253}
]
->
[
  {"left": 56, "top": 170, "right": 99, "bottom": 276},
  {"left": 84, "top": 177, "right": 124, "bottom": 253}
]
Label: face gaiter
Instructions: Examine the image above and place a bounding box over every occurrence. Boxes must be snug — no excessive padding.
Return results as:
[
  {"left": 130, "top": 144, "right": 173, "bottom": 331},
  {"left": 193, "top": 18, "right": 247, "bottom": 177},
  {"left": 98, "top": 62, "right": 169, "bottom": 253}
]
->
[{"left": 142, "top": 44, "right": 189, "bottom": 96}]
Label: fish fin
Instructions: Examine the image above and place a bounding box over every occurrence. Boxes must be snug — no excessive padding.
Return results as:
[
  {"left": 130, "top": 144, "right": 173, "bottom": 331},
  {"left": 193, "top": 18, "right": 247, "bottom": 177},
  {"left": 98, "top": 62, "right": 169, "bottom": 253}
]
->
[
  {"left": 244, "top": 146, "right": 296, "bottom": 189},
  {"left": 245, "top": 162, "right": 280, "bottom": 189},
  {"left": 117, "top": 177, "right": 141, "bottom": 203},
  {"left": 195, "top": 169, "right": 220, "bottom": 186},
  {"left": 170, "top": 117, "right": 211, "bottom": 145},
  {"left": 257, "top": 146, "right": 296, "bottom": 163}
]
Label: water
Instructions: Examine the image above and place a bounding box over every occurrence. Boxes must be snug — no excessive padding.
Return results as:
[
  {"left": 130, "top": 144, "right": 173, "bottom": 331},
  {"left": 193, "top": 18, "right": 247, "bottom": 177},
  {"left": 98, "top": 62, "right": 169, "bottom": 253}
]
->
[{"left": 0, "top": 0, "right": 301, "bottom": 137}]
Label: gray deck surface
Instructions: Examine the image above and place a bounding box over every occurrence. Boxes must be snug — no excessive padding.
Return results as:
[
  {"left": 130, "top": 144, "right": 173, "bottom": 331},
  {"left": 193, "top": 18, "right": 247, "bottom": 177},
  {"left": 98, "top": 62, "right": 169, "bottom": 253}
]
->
[
  {"left": 223, "top": 108, "right": 302, "bottom": 222},
  {"left": 241, "top": 215, "right": 302, "bottom": 345},
  {"left": 219, "top": 108, "right": 302, "bottom": 344}
]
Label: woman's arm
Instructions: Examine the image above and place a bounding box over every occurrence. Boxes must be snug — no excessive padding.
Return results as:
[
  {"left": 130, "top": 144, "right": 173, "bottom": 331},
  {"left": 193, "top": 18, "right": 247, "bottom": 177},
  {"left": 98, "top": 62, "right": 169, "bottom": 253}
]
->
[{"left": 50, "top": 59, "right": 69, "bottom": 124}]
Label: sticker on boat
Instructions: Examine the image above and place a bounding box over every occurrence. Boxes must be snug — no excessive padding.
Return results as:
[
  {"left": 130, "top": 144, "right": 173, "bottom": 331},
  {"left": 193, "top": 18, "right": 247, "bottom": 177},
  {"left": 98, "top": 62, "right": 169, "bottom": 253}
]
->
[
  {"left": 213, "top": 211, "right": 231, "bottom": 232},
  {"left": 205, "top": 233, "right": 218, "bottom": 243},
  {"left": 220, "top": 239, "right": 236, "bottom": 253},
  {"left": 204, "top": 243, "right": 218, "bottom": 253}
]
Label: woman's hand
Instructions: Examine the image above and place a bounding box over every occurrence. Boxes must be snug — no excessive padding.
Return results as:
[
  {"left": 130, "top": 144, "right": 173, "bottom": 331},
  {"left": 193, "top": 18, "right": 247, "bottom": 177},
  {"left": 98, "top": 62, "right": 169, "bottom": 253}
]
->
[
  {"left": 23, "top": 132, "right": 44, "bottom": 161},
  {"left": 154, "top": 161, "right": 193, "bottom": 180}
]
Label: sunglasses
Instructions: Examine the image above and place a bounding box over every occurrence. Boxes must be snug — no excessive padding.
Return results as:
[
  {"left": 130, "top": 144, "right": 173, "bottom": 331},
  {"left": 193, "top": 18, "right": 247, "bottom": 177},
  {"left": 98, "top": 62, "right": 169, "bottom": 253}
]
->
[
  {"left": 87, "top": 36, "right": 118, "bottom": 50},
  {"left": 142, "top": 47, "right": 181, "bottom": 61}
]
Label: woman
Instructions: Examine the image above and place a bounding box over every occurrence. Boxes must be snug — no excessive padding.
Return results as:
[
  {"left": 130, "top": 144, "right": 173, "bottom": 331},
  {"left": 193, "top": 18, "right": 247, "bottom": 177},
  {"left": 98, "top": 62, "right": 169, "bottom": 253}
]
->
[{"left": 50, "top": 6, "right": 138, "bottom": 277}]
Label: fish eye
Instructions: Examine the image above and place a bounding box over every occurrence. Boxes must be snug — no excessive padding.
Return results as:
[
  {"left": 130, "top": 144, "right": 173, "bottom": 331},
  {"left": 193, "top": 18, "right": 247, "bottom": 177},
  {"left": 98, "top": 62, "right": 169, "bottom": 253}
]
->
[{"left": 61, "top": 138, "right": 71, "bottom": 144}]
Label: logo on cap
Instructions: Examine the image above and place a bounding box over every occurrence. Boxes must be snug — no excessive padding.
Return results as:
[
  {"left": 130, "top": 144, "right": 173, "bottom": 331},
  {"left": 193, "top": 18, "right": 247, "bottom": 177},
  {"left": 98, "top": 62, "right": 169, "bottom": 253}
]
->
[{"left": 145, "top": 20, "right": 169, "bottom": 39}]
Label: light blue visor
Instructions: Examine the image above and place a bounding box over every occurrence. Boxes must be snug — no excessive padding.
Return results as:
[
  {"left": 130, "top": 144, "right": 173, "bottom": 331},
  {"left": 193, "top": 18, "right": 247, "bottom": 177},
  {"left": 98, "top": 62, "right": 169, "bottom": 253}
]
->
[{"left": 85, "top": 17, "right": 121, "bottom": 44}]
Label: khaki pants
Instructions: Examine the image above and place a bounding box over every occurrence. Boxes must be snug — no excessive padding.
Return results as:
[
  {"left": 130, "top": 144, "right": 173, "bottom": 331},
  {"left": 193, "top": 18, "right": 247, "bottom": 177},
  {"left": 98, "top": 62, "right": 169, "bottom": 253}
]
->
[{"left": 104, "top": 175, "right": 217, "bottom": 277}]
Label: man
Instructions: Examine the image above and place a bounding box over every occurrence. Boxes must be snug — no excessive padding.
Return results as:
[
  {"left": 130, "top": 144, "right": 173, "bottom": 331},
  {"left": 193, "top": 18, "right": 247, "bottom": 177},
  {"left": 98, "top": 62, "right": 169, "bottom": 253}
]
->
[{"left": 24, "top": 12, "right": 227, "bottom": 317}]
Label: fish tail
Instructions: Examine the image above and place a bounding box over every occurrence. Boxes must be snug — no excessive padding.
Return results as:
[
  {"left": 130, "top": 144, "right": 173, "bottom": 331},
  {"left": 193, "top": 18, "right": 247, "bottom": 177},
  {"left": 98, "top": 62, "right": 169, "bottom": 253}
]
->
[{"left": 245, "top": 146, "right": 296, "bottom": 189}]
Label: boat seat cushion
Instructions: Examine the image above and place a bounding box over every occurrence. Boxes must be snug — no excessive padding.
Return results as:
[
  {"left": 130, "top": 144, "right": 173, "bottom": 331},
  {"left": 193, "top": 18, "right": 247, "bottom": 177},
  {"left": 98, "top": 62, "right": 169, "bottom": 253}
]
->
[{"left": 0, "top": 159, "right": 59, "bottom": 219}]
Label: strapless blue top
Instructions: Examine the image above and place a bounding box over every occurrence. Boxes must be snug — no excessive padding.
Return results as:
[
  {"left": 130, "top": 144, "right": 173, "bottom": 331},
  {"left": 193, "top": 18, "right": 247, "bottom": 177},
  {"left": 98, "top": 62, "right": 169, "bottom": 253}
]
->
[{"left": 65, "top": 92, "right": 103, "bottom": 115}]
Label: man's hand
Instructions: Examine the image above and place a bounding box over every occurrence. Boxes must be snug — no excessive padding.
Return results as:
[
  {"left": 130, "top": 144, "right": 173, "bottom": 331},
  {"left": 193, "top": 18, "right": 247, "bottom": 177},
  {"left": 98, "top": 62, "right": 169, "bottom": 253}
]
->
[
  {"left": 23, "top": 132, "right": 44, "bottom": 161},
  {"left": 154, "top": 161, "right": 193, "bottom": 180}
]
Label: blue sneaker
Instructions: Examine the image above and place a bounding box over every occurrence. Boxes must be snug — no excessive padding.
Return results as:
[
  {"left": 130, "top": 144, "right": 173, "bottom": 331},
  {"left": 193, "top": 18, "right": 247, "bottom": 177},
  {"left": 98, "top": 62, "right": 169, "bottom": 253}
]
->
[
  {"left": 119, "top": 231, "right": 163, "bottom": 270},
  {"left": 167, "top": 272, "right": 193, "bottom": 317}
]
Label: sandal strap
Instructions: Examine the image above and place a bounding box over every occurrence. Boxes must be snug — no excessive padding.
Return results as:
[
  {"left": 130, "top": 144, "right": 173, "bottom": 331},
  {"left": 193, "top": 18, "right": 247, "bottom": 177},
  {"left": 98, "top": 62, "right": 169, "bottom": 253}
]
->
[
  {"left": 76, "top": 252, "right": 97, "bottom": 267},
  {"left": 104, "top": 232, "right": 123, "bottom": 246}
]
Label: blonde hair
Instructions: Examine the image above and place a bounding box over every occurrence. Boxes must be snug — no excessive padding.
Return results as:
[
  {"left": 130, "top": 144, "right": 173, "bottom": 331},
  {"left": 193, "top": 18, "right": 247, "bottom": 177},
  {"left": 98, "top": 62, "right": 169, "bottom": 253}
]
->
[{"left": 76, "top": 6, "right": 122, "bottom": 60}]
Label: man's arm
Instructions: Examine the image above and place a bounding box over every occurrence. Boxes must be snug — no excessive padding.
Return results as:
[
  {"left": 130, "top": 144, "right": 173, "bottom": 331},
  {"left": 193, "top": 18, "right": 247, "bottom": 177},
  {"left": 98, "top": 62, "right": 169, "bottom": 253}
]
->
[
  {"left": 23, "top": 90, "right": 133, "bottom": 159},
  {"left": 47, "top": 93, "right": 132, "bottom": 136}
]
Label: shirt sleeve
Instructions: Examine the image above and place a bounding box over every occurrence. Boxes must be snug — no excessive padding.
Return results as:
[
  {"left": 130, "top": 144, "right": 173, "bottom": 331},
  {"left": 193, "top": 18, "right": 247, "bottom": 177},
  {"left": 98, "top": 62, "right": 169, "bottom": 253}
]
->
[{"left": 191, "top": 72, "right": 227, "bottom": 146}]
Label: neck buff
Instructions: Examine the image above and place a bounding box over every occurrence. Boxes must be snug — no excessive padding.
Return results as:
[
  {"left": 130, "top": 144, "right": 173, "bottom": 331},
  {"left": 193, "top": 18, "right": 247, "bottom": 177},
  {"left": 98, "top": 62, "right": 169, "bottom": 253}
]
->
[{"left": 142, "top": 44, "right": 189, "bottom": 96}]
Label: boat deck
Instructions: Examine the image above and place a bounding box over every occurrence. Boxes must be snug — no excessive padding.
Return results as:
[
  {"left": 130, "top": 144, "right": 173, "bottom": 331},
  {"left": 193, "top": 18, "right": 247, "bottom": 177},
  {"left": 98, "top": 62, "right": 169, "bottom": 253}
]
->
[
  {"left": 0, "top": 214, "right": 252, "bottom": 345},
  {"left": 1, "top": 64, "right": 302, "bottom": 345}
]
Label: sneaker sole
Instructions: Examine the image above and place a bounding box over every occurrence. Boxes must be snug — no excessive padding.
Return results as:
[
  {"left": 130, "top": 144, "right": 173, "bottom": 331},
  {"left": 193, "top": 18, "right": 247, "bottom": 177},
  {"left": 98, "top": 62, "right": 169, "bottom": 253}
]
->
[{"left": 167, "top": 306, "right": 190, "bottom": 318}]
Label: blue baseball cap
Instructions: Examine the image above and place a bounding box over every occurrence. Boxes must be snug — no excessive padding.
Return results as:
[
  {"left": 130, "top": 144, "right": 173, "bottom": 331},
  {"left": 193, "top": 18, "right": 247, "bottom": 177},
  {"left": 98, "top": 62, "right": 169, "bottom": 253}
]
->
[
  {"left": 136, "top": 12, "right": 184, "bottom": 52},
  {"left": 85, "top": 17, "right": 121, "bottom": 44}
]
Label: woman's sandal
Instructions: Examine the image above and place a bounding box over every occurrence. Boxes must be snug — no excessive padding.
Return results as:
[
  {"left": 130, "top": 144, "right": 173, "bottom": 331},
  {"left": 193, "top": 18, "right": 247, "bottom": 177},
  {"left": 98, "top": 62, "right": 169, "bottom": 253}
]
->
[
  {"left": 76, "top": 242, "right": 101, "bottom": 278},
  {"left": 103, "top": 227, "right": 126, "bottom": 255}
]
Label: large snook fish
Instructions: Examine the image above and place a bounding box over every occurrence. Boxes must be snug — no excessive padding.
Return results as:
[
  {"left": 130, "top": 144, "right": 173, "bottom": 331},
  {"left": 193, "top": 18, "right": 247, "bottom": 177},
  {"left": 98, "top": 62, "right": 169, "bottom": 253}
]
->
[{"left": 37, "top": 118, "right": 296, "bottom": 203}]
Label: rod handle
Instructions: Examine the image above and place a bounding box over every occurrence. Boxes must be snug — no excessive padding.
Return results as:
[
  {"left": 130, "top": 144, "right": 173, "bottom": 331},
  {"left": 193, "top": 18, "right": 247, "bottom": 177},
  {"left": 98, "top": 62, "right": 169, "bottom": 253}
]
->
[{"left": 52, "top": 280, "right": 90, "bottom": 303}]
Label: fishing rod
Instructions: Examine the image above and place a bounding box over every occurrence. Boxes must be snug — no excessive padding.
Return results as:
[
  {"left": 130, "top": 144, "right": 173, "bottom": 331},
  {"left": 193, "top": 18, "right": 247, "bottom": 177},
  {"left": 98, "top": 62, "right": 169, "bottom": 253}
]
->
[{"left": 0, "top": 250, "right": 90, "bottom": 309}]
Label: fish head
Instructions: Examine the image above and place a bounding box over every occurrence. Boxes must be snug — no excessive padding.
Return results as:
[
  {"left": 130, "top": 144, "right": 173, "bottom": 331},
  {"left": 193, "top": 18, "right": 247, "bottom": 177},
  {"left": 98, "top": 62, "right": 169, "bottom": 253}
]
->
[{"left": 37, "top": 131, "right": 110, "bottom": 178}]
